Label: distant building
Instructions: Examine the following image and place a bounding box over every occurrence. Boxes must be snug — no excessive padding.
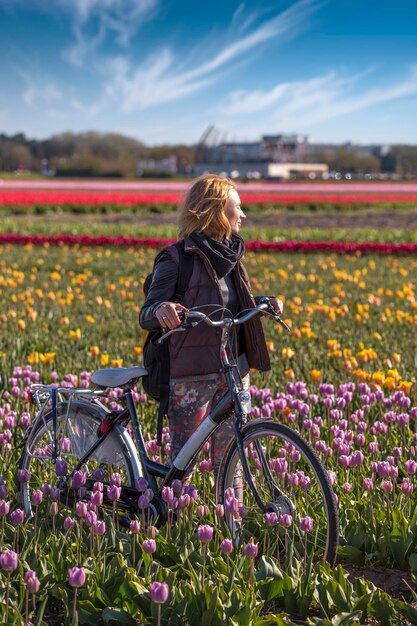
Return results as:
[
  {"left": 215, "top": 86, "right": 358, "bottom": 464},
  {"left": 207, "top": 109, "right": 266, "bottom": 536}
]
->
[
  {"left": 194, "top": 128, "right": 327, "bottom": 179},
  {"left": 136, "top": 156, "right": 177, "bottom": 176}
]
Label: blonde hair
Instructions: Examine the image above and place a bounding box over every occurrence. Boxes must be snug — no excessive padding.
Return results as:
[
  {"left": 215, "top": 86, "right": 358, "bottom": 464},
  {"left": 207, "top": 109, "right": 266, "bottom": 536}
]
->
[{"left": 178, "top": 174, "right": 237, "bottom": 240}]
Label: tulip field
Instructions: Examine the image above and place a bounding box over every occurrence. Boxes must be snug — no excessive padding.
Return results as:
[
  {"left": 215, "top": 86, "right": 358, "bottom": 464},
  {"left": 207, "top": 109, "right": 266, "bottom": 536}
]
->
[{"left": 1, "top": 182, "right": 417, "bottom": 624}]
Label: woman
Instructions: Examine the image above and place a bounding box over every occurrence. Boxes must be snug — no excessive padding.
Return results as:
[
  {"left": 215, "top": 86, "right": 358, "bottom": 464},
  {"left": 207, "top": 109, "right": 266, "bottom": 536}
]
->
[{"left": 139, "top": 174, "right": 283, "bottom": 477}]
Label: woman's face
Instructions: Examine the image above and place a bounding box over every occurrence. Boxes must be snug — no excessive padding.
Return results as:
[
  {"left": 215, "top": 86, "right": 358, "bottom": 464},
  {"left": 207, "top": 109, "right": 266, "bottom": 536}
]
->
[{"left": 224, "top": 189, "right": 246, "bottom": 234}]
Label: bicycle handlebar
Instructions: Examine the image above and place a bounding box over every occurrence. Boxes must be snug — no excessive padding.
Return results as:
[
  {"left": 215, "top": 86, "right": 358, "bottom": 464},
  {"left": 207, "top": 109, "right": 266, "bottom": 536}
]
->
[{"left": 158, "top": 298, "right": 291, "bottom": 343}]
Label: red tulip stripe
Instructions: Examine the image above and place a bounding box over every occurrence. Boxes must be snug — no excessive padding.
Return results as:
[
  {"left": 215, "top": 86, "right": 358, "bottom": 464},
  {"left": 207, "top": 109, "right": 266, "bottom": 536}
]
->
[{"left": 1, "top": 232, "right": 417, "bottom": 255}]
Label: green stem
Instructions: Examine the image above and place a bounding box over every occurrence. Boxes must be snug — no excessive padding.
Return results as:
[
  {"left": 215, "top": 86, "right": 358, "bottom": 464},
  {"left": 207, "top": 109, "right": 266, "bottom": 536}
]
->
[
  {"left": 72, "top": 587, "right": 78, "bottom": 623},
  {"left": 201, "top": 544, "right": 206, "bottom": 587},
  {"left": 5, "top": 573, "right": 10, "bottom": 624}
]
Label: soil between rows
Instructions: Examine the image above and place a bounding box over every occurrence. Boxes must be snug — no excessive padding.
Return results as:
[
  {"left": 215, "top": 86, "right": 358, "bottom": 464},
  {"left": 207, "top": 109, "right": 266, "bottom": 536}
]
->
[{"left": 10, "top": 209, "right": 417, "bottom": 230}]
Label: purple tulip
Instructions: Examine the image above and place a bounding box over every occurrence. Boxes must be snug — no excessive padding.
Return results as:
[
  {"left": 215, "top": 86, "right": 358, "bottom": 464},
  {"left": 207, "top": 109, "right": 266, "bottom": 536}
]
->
[
  {"left": 135, "top": 477, "right": 149, "bottom": 491},
  {"left": 142, "top": 539, "right": 156, "bottom": 554},
  {"left": 363, "top": 477, "right": 374, "bottom": 491},
  {"left": 300, "top": 516, "right": 314, "bottom": 532},
  {"left": 264, "top": 512, "right": 278, "bottom": 526},
  {"left": 243, "top": 541, "right": 258, "bottom": 559},
  {"left": 107, "top": 485, "right": 122, "bottom": 501},
  {"left": 220, "top": 538, "right": 234, "bottom": 554},
  {"left": 0, "top": 500, "right": 10, "bottom": 516},
  {"left": 71, "top": 471, "right": 86, "bottom": 490},
  {"left": 161, "top": 486, "right": 174, "bottom": 503},
  {"left": 178, "top": 494, "right": 191, "bottom": 509},
  {"left": 11, "top": 508, "right": 25, "bottom": 526},
  {"left": 17, "top": 469, "right": 30, "bottom": 483},
  {"left": 49, "top": 502, "right": 58, "bottom": 516},
  {"left": 198, "top": 459, "right": 212, "bottom": 473},
  {"left": 63, "top": 516, "right": 75, "bottom": 530},
  {"left": 68, "top": 566, "right": 86, "bottom": 587},
  {"left": 90, "top": 467, "right": 105, "bottom": 482},
  {"left": 215, "top": 504, "right": 224, "bottom": 518},
  {"left": 279, "top": 514, "right": 293, "bottom": 528},
  {"left": 138, "top": 494, "right": 150, "bottom": 509},
  {"left": 110, "top": 472, "right": 122, "bottom": 487},
  {"left": 225, "top": 496, "right": 239, "bottom": 514},
  {"left": 184, "top": 485, "right": 198, "bottom": 501},
  {"left": 90, "top": 490, "right": 103, "bottom": 507},
  {"left": 24, "top": 570, "right": 40, "bottom": 593},
  {"left": 147, "top": 525, "right": 157, "bottom": 539},
  {"left": 85, "top": 511, "right": 97, "bottom": 527},
  {"left": 149, "top": 581, "right": 169, "bottom": 604},
  {"left": 171, "top": 479, "right": 183, "bottom": 494},
  {"left": 0, "top": 550, "right": 18, "bottom": 571},
  {"left": 30, "top": 489, "right": 43, "bottom": 506},
  {"left": 405, "top": 459, "right": 417, "bottom": 474},
  {"left": 197, "top": 525, "right": 214, "bottom": 543},
  {"left": 130, "top": 520, "right": 141, "bottom": 534},
  {"left": 75, "top": 501, "right": 87, "bottom": 518},
  {"left": 19, "top": 413, "right": 31, "bottom": 429},
  {"left": 195, "top": 504, "right": 208, "bottom": 517},
  {"left": 49, "top": 487, "right": 61, "bottom": 502},
  {"left": 55, "top": 459, "right": 68, "bottom": 477},
  {"left": 383, "top": 480, "right": 393, "bottom": 494},
  {"left": 93, "top": 520, "right": 106, "bottom": 536}
]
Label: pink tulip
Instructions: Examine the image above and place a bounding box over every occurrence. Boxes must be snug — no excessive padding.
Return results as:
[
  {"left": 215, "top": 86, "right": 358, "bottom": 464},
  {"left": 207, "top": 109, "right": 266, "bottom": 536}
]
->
[
  {"left": 220, "top": 538, "right": 234, "bottom": 554},
  {"left": 130, "top": 520, "right": 141, "bottom": 534},
  {"left": 24, "top": 570, "right": 40, "bottom": 593},
  {"left": 93, "top": 520, "right": 106, "bottom": 536},
  {"left": 243, "top": 541, "right": 258, "bottom": 559},
  {"left": 300, "top": 516, "right": 314, "bottom": 532}
]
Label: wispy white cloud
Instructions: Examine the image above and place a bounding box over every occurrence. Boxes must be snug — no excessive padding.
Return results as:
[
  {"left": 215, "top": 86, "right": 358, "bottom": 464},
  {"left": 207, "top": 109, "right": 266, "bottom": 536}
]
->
[
  {"left": 215, "top": 65, "right": 417, "bottom": 134},
  {"left": 52, "top": 0, "right": 160, "bottom": 66},
  {"left": 19, "top": 72, "right": 63, "bottom": 109},
  {"left": 98, "top": 0, "right": 322, "bottom": 112}
]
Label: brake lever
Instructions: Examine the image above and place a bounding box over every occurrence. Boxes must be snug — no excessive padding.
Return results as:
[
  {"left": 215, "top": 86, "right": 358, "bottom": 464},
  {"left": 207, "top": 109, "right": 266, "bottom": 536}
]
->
[
  {"left": 157, "top": 316, "right": 200, "bottom": 344},
  {"left": 257, "top": 296, "right": 291, "bottom": 332}
]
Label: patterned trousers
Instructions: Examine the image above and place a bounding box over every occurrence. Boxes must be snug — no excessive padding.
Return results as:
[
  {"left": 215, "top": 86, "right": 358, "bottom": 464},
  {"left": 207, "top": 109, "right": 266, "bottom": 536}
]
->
[{"left": 168, "top": 373, "right": 250, "bottom": 483}]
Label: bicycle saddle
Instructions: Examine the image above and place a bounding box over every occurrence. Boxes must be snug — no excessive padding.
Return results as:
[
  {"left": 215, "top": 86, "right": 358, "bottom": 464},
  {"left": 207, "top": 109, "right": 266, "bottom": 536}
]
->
[{"left": 91, "top": 367, "right": 148, "bottom": 388}]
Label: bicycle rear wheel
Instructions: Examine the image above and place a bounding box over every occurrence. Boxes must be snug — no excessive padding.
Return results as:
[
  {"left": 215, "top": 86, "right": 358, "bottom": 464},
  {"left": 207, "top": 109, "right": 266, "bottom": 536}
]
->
[
  {"left": 19, "top": 401, "right": 141, "bottom": 521},
  {"left": 217, "top": 419, "right": 338, "bottom": 569}
]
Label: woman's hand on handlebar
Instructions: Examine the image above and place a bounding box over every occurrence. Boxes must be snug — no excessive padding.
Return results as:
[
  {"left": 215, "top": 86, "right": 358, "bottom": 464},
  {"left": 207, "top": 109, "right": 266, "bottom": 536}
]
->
[
  {"left": 268, "top": 296, "right": 284, "bottom": 316},
  {"left": 155, "top": 302, "right": 188, "bottom": 330}
]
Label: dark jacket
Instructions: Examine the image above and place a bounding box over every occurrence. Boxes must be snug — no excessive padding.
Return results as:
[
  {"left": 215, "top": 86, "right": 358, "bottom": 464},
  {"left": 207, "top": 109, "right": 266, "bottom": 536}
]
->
[{"left": 139, "top": 237, "right": 271, "bottom": 378}]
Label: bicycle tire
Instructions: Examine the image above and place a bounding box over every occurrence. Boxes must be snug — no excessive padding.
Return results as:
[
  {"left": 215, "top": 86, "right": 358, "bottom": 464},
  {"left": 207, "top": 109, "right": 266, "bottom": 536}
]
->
[
  {"left": 19, "top": 400, "right": 142, "bottom": 521},
  {"left": 216, "top": 419, "right": 338, "bottom": 569}
]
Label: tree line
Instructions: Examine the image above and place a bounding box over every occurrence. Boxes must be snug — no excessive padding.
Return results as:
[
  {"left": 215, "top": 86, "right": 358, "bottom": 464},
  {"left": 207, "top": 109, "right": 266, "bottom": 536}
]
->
[
  {"left": 1, "top": 131, "right": 417, "bottom": 178},
  {"left": 0, "top": 131, "right": 195, "bottom": 177}
]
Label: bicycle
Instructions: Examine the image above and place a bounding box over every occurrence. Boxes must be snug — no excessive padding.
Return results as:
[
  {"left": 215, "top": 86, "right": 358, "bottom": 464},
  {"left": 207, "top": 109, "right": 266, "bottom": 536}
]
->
[{"left": 18, "top": 297, "right": 338, "bottom": 569}]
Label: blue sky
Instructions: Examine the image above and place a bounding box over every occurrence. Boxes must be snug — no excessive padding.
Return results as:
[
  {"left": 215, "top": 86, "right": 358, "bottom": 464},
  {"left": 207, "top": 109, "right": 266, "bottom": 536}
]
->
[{"left": 1, "top": 0, "right": 417, "bottom": 145}]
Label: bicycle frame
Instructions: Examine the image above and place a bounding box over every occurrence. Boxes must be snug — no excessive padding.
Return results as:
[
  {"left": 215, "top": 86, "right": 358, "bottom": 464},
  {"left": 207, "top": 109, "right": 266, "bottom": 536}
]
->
[{"left": 27, "top": 302, "right": 287, "bottom": 513}]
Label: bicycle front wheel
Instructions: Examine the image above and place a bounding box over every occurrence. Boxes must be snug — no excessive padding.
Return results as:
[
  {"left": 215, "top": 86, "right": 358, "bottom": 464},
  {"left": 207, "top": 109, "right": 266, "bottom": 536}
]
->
[
  {"left": 217, "top": 419, "right": 338, "bottom": 569},
  {"left": 19, "top": 400, "right": 141, "bottom": 521}
]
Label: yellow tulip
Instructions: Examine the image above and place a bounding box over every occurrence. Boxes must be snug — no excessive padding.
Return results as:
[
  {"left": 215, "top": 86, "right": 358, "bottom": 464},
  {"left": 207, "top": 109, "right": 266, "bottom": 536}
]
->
[{"left": 282, "top": 347, "right": 295, "bottom": 359}]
